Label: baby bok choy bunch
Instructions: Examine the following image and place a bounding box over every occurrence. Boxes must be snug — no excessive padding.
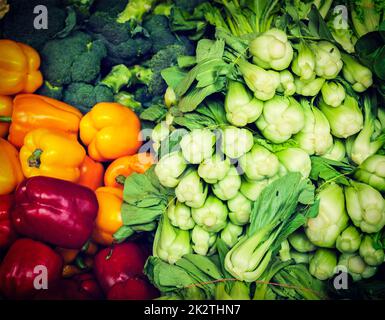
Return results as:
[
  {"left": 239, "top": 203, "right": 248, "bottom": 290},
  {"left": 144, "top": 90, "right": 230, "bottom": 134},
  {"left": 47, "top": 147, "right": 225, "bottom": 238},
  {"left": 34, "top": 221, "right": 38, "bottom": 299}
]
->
[{"left": 116, "top": 0, "right": 385, "bottom": 300}]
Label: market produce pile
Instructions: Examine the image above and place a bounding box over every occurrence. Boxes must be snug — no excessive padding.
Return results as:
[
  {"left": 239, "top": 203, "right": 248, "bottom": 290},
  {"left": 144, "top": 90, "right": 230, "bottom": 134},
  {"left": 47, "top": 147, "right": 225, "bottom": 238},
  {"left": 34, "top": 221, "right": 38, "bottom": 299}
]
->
[{"left": 1, "top": 0, "right": 385, "bottom": 300}]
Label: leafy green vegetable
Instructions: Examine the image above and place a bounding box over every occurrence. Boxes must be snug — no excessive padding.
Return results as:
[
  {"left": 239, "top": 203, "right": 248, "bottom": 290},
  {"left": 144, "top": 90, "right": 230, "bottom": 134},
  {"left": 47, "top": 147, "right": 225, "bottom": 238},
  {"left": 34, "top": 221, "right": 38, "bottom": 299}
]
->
[
  {"left": 117, "top": 166, "right": 174, "bottom": 241},
  {"left": 310, "top": 156, "right": 354, "bottom": 185}
]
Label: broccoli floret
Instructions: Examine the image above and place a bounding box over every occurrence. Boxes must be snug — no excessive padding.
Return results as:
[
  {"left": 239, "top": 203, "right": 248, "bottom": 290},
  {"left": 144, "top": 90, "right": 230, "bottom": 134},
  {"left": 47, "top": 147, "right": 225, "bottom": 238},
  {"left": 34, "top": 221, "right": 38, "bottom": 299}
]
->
[
  {"left": 98, "top": 43, "right": 193, "bottom": 100},
  {"left": 116, "top": 0, "right": 157, "bottom": 24},
  {"left": 87, "top": 8, "right": 152, "bottom": 66},
  {"left": 37, "top": 81, "right": 64, "bottom": 101},
  {"left": 41, "top": 31, "right": 107, "bottom": 86},
  {"left": 0, "top": 0, "right": 70, "bottom": 50},
  {"left": 63, "top": 82, "right": 114, "bottom": 113},
  {"left": 143, "top": 44, "right": 194, "bottom": 96},
  {"left": 143, "top": 14, "right": 179, "bottom": 52}
]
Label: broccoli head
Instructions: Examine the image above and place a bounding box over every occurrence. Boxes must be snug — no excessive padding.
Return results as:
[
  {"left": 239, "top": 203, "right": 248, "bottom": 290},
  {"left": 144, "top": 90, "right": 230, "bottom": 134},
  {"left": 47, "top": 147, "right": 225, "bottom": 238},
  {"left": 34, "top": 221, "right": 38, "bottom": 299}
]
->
[
  {"left": 0, "top": 0, "right": 71, "bottom": 50},
  {"left": 63, "top": 82, "right": 114, "bottom": 113},
  {"left": 87, "top": 7, "right": 152, "bottom": 66},
  {"left": 142, "top": 43, "right": 194, "bottom": 96},
  {"left": 143, "top": 14, "right": 179, "bottom": 52},
  {"left": 99, "top": 43, "right": 194, "bottom": 101},
  {"left": 40, "top": 31, "right": 107, "bottom": 86}
]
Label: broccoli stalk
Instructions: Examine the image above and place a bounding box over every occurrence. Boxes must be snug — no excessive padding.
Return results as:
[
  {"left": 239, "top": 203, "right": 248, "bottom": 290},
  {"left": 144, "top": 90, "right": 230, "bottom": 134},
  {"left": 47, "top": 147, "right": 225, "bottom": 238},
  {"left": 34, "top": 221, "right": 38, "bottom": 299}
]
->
[
  {"left": 117, "top": 0, "right": 158, "bottom": 24},
  {"left": 100, "top": 64, "right": 153, "bottom": 94}
]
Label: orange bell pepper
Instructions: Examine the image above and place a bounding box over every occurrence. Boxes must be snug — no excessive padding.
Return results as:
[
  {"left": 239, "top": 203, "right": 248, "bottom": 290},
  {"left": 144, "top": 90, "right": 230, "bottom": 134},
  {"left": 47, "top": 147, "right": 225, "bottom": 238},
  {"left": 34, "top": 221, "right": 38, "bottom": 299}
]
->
[
  {"left": 0, "top": 137, "right": 24, "bottom": 195},
  {"left": 104, "top": 153, "right": 154, "bottom": 189},
  {"left": 78, "top": 156, "right": 104, "bottom": 191},
  {"left": 0, "top": 95, "right": 12, "bottom": 138},
  {"left": 0, "top": 40, "right": 43, "bottom": 95},
  {"left": 19, "top": 128, "right": 86, "bottom": 182},
  {"left": 6, "top": 94, "right": 82, "bottom": 148},
  {"left": 92, "top": 187, "right": 124, "bottom": 246},
  {"left": 80, "top": 102, "right": 142, "bottom": 162}
]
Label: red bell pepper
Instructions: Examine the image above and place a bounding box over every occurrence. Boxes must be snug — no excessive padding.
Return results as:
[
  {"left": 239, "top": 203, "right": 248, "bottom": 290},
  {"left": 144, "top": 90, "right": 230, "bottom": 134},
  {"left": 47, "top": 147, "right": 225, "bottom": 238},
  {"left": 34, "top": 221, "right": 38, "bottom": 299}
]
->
[
  {"left": 11, "top": 176, "right": 98, "bottom": 249},
  {"left": 94, "top": 242, "right": 158, "bottom": 300},
  {"left": 32, "top": 273, "right": 103, "bottom": 300},
  {"left": 0, "top": 194, "right": 17, "bottom": 248},
  {"left": 0, "top": 238, "right": 63, "bottom": 299},
  {"left": 107, "top": 278, "right": 158, "bottom": 300},
  {"left": 61, "top": 273, "right": 104, "bottom": 300}
]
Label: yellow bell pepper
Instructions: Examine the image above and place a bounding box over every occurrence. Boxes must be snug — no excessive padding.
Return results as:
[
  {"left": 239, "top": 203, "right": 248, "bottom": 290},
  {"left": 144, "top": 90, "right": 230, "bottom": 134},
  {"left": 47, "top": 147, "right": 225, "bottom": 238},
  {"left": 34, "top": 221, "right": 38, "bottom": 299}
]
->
[
  {"left": 0, "top": 40, "right": 43, "bottom": 95},
  {"left": 92, "top": 187, "right": 124, "bottom": 245},
  {"left": 19, "top": 128, "right": 86, "bottom": 182},
  {"left": 0, "top": 137, "right": 24, "bottom": 195},
  {"left": 80, "top": 102, "right": 142, "bottom": 162}
]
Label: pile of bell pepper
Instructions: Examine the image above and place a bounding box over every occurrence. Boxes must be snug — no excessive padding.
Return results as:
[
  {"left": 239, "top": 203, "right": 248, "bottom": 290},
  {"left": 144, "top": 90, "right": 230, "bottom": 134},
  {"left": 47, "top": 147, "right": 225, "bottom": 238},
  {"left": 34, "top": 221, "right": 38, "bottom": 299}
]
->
[{"left": 0, "top": 39, "right": 157, "bottom": 300}]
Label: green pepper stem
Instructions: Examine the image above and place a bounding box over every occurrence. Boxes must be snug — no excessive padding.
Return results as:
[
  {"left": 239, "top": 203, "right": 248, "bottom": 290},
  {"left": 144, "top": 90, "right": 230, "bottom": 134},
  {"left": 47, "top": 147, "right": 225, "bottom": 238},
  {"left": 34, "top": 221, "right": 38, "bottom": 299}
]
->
[
  {"left": 0, "top": 116, "right": 12, "bottom": 123},
  {"left": 115, "top": 174, "right": 127, "bottom": 185},
  {"left": 28, "top": 149, "right": 43, "bottom": 168}
]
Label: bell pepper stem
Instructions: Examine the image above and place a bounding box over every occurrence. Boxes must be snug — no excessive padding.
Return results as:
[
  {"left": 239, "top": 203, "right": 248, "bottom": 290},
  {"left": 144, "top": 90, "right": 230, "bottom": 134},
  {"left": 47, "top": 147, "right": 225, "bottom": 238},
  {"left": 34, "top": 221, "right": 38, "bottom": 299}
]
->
[
  {"left": 0, "top": 116, "right": 12, "bottom": 123},
  {"left": 28, "top": 149, "right": 43, "bottom": 168},
  {"left": 115, "top": 174, "right": 127, "bottom": 186}
]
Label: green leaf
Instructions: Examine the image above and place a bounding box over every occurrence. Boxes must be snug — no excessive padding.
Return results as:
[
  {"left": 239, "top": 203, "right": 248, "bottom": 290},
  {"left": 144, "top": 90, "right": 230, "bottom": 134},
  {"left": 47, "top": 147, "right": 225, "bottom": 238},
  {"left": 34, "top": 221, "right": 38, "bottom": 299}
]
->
[
  {"left": 273, "top": 200, "right": 319, "bottom": 251},
  {"left": 177, "top": 56, "right": 197, "bottom": 68},
  {"left": 195, "top": 39, "right": 225, "bottom": 62},
  {"left": 183, "top": 254, "right": 224, "bottom": 280},
  {"left": 158, "top": 128, "right": 188, "bottom": 159},
  {"left": 113, "top": 225, "right": 134, "bottom": 242},
  {"left": 310, "top": 156, "right": 354, "bottom": 185},
  {"left": 196, "top": 98, "right": 228, "bottom": 125},
  {"left": 161, "top": 66, "right": 188, "bottom": 89},
  {"left": 373, "top": 46, "right": 385, "bottom": 80},
  {"left": 216, "top": 239, "right": 232, "bottom": 282},
  {"left": 140, "top": 104, "right": 168, "bottom": 122},
  {"left": 120, "top": 167, "right": 173, "bottom": 240},
  {"left": 173, "top": 113, "right": 216, "bottom": 130},
  {"left": 178, "top": 78, "right": 226, "bottom": 112},
  {"left": 307, "top": 5, "right": 334, "bottom": 42},
  {"left": 254, "top": 138, "right": 299, "bottom": 153},
  {"left": 248, "top": 173, "right": 308, "bottom": 236},
  {"left": 121, "top": 203, "right": 165, "bottom": 226},
  {"left": 144, "top": 257, "right": 197, "bottom": 292},
  {"left": 175, "top": 58, "right": 226, "bottom": 97}
]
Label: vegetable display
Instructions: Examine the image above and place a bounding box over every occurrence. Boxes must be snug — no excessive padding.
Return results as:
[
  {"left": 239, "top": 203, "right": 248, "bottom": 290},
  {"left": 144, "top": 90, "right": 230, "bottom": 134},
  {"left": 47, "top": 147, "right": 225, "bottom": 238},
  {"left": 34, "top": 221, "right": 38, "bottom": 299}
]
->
[{"left": 0, "top": 0, "right": 385, "bottom": 302}]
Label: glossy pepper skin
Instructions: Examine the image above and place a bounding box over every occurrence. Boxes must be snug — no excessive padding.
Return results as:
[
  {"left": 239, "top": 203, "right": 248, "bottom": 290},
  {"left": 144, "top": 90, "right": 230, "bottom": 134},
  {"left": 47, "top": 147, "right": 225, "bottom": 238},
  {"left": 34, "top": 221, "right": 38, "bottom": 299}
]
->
[
  {"left": 0, "top": 138, "right": 24, "bottom": 195},
  {"left": 104, "top": 153, "right": 154, "bottom": 189},
  {"left": 11, "top": 176, "right": 98, "bottom": 249},
  {"left": 94, "top": 242, "right": 157, "bottom": 299},
  {"left": 0, "top": 95, "right": 13, "bottom": 138},
  {"left": 108, "top": 278, "right": 158, "bottom": 300},
  {"left": 8, "top": 94, "right": 82, "bottom": 148},
  {"left": 80, "top": 102, "right": 142, "bottom": 162},
  {"left": 78, "top": 156, "right": 105, "bottom": 191},
  {"left": 19, "top": 128, "right": 86, "bottom": 182},
  {"left": 34, "top": 273, "right": 104, "bottom": 300},
  {"left": 0, "top": 40, "right": 43, "bottom": 96},
  {"left": 0, "top": 238, "right": 63, "bottom": 299},
  {"left": 93, "top": 187, "right": 124, "bottom": 245},
  {"left": 0, "top": 194, "right": 17, "bottom": 248}
]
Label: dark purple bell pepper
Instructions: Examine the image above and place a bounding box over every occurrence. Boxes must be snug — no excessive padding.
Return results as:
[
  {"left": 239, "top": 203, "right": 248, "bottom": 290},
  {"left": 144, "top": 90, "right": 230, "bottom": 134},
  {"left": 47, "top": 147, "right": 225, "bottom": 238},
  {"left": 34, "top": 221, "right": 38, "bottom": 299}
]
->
[{"left": 11, "top": 176, "right": 98, "bottom": 249}]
